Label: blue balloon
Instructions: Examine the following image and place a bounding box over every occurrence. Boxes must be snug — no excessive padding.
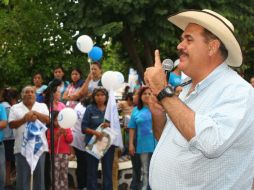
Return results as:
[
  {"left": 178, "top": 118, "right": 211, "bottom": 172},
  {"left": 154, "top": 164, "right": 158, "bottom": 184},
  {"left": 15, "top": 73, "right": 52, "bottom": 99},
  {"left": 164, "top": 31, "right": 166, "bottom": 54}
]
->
[{"left": 88, "top": 46, "right": 103, "bottom": 61}]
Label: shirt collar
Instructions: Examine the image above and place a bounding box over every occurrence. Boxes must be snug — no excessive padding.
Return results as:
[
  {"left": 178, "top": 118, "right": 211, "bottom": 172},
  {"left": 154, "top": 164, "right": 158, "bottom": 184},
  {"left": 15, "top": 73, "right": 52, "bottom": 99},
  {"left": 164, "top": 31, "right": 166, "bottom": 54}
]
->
[
  {"left": 180, "top": 62, "right": 229, "bottom": 100},
  {"left": 195, "top": 62, "right": 228, "bottom": 94}
]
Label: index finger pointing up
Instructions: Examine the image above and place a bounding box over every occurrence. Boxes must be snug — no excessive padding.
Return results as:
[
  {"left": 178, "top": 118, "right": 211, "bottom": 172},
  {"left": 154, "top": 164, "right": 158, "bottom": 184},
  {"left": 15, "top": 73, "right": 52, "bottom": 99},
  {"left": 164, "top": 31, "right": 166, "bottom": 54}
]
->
[{"left": 154, "top": 49, "right": 162, "bottom": 67}]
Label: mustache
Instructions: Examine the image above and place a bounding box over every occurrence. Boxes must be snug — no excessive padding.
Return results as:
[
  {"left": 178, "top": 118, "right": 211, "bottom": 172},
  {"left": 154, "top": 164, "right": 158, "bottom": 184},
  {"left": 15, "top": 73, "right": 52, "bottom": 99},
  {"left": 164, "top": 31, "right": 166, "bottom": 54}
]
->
[{"left": 178, "top": 49, "right": 188, "bottom": 57}]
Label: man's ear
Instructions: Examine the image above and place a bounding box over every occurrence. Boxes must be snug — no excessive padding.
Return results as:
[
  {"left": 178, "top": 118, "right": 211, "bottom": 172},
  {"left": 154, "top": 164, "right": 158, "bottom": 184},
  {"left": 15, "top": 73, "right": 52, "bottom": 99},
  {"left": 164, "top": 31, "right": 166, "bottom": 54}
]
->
[{"left": 208, "top": 39, "right": 221, "bottom": 56}]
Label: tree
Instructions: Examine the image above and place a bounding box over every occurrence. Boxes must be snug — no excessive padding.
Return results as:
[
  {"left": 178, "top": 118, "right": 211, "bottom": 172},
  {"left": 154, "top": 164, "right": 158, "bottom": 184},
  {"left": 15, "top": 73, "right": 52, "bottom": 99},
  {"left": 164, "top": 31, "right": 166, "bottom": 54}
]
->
[
  {"left": 0, "top": 0, "right": 89, "bottom": 89},
  {"left": 1, "top": 0, "right": 254, "bottom": 88},
  {"left": 50, "top": 0, "right": 254, "bottom": 80},
  {"left": 52, "top": 0, "right": 184, "bottom": 79}
]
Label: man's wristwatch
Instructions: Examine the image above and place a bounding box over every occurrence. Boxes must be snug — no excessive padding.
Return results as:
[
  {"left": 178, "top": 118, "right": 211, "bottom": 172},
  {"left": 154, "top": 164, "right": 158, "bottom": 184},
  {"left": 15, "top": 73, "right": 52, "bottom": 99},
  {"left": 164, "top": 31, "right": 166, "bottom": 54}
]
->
[{"left": 157, "top": 86, "right": 175, "bottom": 101}]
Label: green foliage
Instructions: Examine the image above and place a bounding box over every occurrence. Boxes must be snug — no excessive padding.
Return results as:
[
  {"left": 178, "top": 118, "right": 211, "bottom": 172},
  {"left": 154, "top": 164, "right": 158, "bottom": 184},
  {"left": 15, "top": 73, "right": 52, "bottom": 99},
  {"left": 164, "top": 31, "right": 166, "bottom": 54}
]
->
[
  {"left": 102, "top": 41, "right": 130, "bottom": 80},
  {"left": 0, "top": 0, "right": 88, "bottom": 89},
  {"left": 1, "top": 0, "right": 254, "bottom": 89}
]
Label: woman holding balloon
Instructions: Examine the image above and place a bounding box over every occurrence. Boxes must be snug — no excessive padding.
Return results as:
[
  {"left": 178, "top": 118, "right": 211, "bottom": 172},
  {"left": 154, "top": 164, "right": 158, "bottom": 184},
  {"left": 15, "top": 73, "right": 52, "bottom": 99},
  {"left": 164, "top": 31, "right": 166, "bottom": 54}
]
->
[
  {"left": 72, "top": 62, "right": 103, "bottom": 100},
  {"left": 73, "top": 35, "right": 104, "bottom": 100}
]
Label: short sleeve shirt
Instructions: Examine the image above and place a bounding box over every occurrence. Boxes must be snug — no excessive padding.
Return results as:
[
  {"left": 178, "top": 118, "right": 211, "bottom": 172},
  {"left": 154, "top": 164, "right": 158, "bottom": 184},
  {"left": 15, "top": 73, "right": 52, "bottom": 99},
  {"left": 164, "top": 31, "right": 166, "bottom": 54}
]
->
[
  {"left": 128, "top": 106, "right": 156, "bottom": 153},
  {"left": 9, "top": 102, "right": 49, "bottom": 153},
  {"left": 81, "top": 104, "right": 105, "bottom": 144},
  {"left": 0, "top": 104, "right": 7, "bottom": 142}
]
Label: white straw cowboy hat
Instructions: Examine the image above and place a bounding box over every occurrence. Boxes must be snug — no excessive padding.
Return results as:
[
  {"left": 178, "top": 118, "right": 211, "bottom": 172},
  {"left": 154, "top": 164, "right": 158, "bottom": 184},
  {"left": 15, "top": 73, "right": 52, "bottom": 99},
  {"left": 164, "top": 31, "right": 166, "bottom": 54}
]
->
[{"left": 168, "top": 9, "right": 242, "bottom": 67}]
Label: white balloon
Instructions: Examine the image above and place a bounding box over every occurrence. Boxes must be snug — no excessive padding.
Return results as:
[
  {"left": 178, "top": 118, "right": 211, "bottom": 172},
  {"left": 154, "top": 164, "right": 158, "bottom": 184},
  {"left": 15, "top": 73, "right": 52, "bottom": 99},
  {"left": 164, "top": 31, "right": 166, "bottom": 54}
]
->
[
  {"left": 57, "top": 108, "right": 77, "bottom": 129},
  {"left": 114, "top": 71, "right": 124, "bottom": 84},
  {"left": 102, "top": 71, "right": 125, "bottom": 91},
  {"left": 112, "top": 72, "right": 124, "bottom": 90},
  {"left": 76, "top": 35, "right": 93, "bottom": 53},
  {"left": 101, "top": 71, "right": 115, "bottom": 90}
]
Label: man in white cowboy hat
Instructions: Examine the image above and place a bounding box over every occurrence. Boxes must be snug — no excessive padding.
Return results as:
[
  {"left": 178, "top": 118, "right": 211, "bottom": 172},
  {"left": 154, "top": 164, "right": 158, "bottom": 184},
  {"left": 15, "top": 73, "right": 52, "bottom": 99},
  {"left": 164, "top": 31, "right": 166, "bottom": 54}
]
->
[{"left": 144, "top": 9, "right": 254, "bottom": 189}]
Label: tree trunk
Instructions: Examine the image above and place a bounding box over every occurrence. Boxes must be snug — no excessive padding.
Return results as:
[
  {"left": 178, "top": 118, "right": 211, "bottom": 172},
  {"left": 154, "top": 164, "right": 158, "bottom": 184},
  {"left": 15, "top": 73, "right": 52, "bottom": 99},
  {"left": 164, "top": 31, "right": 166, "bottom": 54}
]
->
[
  {"left": 143, "top": 38, "right": 153, "bottom": 67},
  {"left": 121, "top": 27, "right": 144, "bottom": 80}
]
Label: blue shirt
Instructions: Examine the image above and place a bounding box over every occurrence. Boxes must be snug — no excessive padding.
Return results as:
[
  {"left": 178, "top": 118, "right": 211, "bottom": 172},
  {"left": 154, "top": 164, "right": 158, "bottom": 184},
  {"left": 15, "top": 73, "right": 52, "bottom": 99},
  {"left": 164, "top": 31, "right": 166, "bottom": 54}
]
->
[
  {"left": 1, "top": 102, "right": 14, "bottom": 140},
  {"left": 0, "top": 104, "right": 7, "bottom": 142},
  {"left": 149, "top": 63, "right": 254, "bottom": 190},
  {"left": 82, "top": 104, "right": 105, "bottom": 144},
  {"left": 128, "top": 106, "right": 156, "bottom": 153},
  {"left": 35, "top": 85, "right": 47, "bottom": 103}
]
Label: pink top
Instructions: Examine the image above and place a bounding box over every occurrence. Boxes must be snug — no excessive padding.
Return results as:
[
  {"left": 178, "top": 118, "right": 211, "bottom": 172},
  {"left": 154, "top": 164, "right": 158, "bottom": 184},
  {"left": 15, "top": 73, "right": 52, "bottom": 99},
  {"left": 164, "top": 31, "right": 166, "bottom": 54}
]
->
[
  {"left": 47, "top": 128, "right": 73, "bottom": 154},
  {"left": 55, "top": 102, "right": 66, "bottom": 111},
  {"left": 50, "top": 102, "right": 66, "bottom": 112}
]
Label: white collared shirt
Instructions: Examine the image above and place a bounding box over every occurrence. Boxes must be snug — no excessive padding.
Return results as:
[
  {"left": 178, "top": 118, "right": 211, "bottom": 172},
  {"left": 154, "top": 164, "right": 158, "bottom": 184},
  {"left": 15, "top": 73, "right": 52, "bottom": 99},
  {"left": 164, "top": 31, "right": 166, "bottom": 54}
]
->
[
  {"left": 149, "top": 63, "right": 254, "bottom": 190},
  {"left": 9, "top": 102, "right": 49, "bottom": 154}
]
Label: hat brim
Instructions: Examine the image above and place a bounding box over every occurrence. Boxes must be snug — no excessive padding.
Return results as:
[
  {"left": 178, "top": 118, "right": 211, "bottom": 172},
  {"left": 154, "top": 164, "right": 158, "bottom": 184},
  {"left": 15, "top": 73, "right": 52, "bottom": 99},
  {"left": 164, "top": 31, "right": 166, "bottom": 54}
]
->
[{"left": 168, "top": 10, "right": 242, "bottom": 67}]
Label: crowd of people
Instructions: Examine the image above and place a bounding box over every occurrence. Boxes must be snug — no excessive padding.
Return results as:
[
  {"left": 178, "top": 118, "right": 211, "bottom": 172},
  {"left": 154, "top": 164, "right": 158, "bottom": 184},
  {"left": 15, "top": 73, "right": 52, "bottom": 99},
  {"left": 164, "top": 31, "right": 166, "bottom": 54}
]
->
[
  {"left": 0, "top": 58, "right": 158, "bottom": 190},
  {"left": 1, "top": 8, "right": 254, "bottom": 190}
]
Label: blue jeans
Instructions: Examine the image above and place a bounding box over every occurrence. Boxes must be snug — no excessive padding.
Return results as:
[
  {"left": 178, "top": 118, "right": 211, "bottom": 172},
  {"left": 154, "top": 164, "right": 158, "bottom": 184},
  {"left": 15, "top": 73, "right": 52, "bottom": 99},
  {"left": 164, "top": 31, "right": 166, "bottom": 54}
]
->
[
  {"left": 0, "top": 143, "right": 6, "bottom": 190},
  {"left": 86, "top": 146, "right": 115, "bottom": 190},
  {"left": 15, "top": 152, "right": 46, "bottom": 190},
  {"left": 140, "top": 153, "right": 152, "bottom": 190}
]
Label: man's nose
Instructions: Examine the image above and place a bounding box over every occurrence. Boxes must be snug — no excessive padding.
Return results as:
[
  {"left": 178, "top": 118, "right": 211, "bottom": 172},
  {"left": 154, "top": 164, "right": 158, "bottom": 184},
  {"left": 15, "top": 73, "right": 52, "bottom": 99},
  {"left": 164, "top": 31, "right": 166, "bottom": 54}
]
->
[{"left": 177, "top": 41, "right": 184, "bottom": 50}]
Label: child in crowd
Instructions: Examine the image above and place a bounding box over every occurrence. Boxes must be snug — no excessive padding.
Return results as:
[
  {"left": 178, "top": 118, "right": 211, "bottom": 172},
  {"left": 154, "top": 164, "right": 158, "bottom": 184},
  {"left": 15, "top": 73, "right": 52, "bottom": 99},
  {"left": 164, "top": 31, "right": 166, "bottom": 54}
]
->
[{"left": 47, "top": 111, "right": 73, "bottom": 190}]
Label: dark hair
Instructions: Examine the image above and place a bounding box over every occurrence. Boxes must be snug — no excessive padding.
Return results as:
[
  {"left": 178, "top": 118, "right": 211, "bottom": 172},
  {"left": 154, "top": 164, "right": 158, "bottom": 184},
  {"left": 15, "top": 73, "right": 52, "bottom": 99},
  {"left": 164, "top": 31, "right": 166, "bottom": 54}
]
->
[
  {"left": 81, "top": 96, "right": 92, "bottom": 107},
  {"left": 33, "top": 72, "right": 43, "bottom": 79},
  {"left": 91, "top": 62, "right": 102, "bottom": 70},
  {"left": 2, "top": 88, "right": 19, "bottom": 105},
  {"left": 71, "top": 68, "right": 84, "bottom": 88},
  {"left": 71, "top": 68, "right": 83, "bottom": 77},
  {"left": 91, "top": 87, "right": 108, "bottom": 106},
  {"left": 202, "top": 28, "right": 228, "bottom": 60},
  {"left": 53, "top": 66, "right": 66, "bottom": 80},
  {"left": 122, "top": 86, "right": 130, "bottom": 100},
  {"left": 53, "top": 65, "right": 65, "bottom": 72},
  {"left": 137, "top": 86, "right": 149, "bottom": 110},
  {"left": 125, "top": 92, "right": 133, "bottom": 101},
  {"left": 32, "top": 72, "right": 44, "bottom": 85}
]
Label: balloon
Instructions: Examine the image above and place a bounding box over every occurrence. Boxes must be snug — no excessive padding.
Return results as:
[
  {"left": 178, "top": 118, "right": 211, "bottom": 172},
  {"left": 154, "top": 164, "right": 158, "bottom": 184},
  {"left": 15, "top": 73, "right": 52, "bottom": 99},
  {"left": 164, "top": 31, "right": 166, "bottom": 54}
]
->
[
  {"left": 115, "top": 72, "right": 124, "bottom": 84},
  {"left": 88, "top": 46, "right": 103, "bottom": 61},
  {"left": 101, "top": 71, "right": 115, "bottom": 90},
  {"left": 57, "top": 108, "right": 77, "bottom": 129},
  {"left": 76, "top": 35, "right": 93, "bottom": 53},
  {"left": 102, "top": 71, "right": 124, "bottom": 91}
]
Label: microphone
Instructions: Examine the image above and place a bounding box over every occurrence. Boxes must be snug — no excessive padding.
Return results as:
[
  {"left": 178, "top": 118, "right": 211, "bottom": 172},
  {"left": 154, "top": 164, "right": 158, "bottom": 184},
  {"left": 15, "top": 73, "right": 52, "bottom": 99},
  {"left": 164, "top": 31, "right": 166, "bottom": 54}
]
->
[
  {"left": 162, "top": 59, "right": 174, "bottom": 80},
  {"left": 48, "top": 78, "right": 62, "bottom": 89}
]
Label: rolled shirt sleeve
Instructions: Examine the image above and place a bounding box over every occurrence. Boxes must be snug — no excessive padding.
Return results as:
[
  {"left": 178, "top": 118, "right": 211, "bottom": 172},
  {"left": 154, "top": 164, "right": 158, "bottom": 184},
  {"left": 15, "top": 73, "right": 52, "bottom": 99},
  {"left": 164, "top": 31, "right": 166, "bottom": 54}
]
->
[{"left": 189, "top": 85, "right": 251, "bottom": 158}]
